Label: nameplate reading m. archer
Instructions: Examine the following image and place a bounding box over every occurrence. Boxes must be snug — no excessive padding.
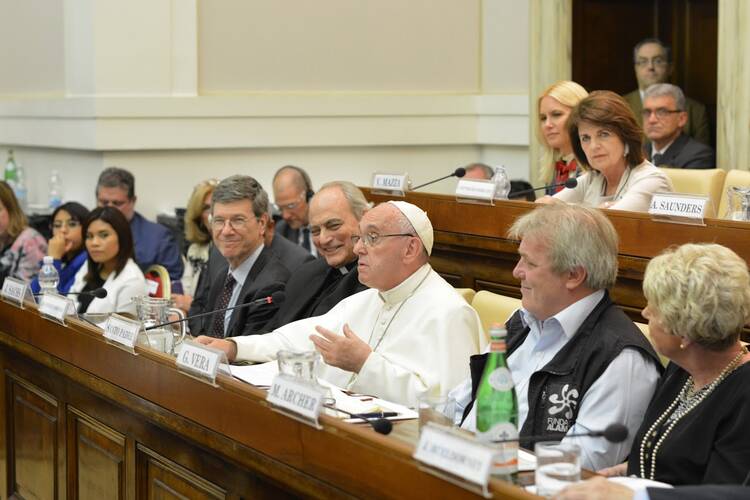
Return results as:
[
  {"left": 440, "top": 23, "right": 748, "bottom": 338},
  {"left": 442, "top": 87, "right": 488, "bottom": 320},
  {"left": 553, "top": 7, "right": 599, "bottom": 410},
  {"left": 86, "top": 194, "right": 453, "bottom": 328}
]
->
[
  {"left": 649, "top": 193, "right": 708, "bottom": 220},
  {"left": 1, "top": 277, "right": 30, "bottom": 307},
  {"left": 267, "top": 374, "right": 326, "bottom": 421},
  {"left": 455, "top": 179, "right": 496, "bottom": 203},
  {"left": 176, "top": 341, "right": 222, "bottom": 381},
  {"left": 103, "top": 314, "right": 142, "bottom": 349},
  {"left": 414, "top": 424, "right": 494, "bottom": 487},
  {"left": 38, "top": 293, "right": 76, "bottom": 322},
  {"left": 371, "top": 172, "right": 408, "bottom": 196}
]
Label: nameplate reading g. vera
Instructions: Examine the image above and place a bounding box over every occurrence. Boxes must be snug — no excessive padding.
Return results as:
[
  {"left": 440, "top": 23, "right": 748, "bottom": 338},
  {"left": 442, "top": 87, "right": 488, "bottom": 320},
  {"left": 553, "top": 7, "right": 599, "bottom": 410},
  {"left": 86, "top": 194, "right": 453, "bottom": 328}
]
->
[
  {"left": 267, "top": 375, "right": 326, "bottom": 421},
  {"left": 38, "top": 293, "right": 75, "bottom": 322},
  {"left": 1, "top": 277, "right": 28, "bottom": 306},
  {"left": 176, "top": 342, "right": 222, "bottom": 380},
  {"left": 414, "top": 424, "right": 494, "bottom": 487},
  {"left": 103, "top": 314, "right": 142, "bottom": 349}
]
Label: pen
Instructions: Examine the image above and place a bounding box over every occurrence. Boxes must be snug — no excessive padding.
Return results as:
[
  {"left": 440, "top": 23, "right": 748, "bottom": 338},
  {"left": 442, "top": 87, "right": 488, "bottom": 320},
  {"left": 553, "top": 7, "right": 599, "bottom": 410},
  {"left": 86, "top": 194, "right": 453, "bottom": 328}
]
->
[{"left": 356, "top": 412, "right": 398, "bottom": 419}]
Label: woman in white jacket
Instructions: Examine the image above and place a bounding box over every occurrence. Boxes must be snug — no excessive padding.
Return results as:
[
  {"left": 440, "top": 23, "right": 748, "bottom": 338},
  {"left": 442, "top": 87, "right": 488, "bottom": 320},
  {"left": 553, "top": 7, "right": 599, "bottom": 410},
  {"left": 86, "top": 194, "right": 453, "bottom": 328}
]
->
[{"left": 70, "top": 206, "right": 146, "bottom": 315}]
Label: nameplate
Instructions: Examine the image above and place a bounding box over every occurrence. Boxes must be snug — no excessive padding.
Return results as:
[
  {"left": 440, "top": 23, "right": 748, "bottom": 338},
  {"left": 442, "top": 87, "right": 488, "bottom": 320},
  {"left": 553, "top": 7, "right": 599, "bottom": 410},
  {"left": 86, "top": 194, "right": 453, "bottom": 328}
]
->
[
  {"left": 103, "top": 314, "right": 142, "bottom": 350},
  {"left": 146, "top": 279, "right": 159, "bottom": 296},
  {"left": 649, "top": 193, "right": 709, "bottom": 225},
  {"left": 371, "top": 172, "right": 408, "bottom": 197},
  {"left": 176, "top": 341, "right": 223, "bottom": 382},
  {"left": 267, "top": 374, "right": 326, "bottom": 422},
  {"left": 1, "top": 277, "right": 32, "bottom": 308},
  {"left": 455, "top": 179, "right": 496, "bottom": 205},
  {"left": 38, "top": 292, "right": 76, "bottom": 324},
  {"left": 414, "top": 423, "right": 494, "bottom": 488}
]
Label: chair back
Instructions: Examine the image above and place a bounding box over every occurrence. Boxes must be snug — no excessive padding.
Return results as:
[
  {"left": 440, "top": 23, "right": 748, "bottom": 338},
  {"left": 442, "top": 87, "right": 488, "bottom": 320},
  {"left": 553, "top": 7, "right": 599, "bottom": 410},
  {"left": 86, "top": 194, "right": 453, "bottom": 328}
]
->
[
  {"left": 717, "top": 169, "right": 750, "bottom": 218},
  {"left": 454, "top": 288, "right": 476, "bottom": 304},
  {"left": 471, "top": 290, "right": 522, "bottom": 339},
  {"left": 659, "top": 167, "right": 726, "bottom": 217},
  {"left": 145, "top": 264, "right": 171, "bottom": 299}
]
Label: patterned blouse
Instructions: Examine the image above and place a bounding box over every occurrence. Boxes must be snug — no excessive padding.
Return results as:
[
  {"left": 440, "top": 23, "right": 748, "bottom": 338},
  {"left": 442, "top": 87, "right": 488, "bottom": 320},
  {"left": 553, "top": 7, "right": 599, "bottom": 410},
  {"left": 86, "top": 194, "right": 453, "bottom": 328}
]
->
[{"left": 0, "top": 227, "right": 48, "bottom": 284}]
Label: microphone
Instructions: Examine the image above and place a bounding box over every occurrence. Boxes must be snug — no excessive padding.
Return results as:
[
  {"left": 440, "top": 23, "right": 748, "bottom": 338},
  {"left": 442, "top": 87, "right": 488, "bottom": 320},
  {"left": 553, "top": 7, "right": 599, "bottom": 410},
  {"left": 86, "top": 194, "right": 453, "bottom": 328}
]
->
[
  {"left": 34, "top": 288, "right": 108, "bottom": 299},
  {"left": 411, "top": 167, "right": 467, "bottom": 191},
  {"left": 324, "top": 404, "right": 393, "bottom": 435},
  {"left": 144, "top": 291, "right": 285, "bottom": 331},
  {"left": 492, "top": 423, "right": 628, "bottom": 444},
  {"left": 510, "top": 177, "right": 578, "bottom": 198}
]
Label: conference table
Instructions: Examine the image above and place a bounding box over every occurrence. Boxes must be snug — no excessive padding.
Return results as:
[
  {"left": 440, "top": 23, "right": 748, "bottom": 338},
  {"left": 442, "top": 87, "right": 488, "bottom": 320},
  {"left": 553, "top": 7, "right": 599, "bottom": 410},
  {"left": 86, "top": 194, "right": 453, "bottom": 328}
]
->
[{"left": 1, "top": 194, "right": 748, "bottom": 499}]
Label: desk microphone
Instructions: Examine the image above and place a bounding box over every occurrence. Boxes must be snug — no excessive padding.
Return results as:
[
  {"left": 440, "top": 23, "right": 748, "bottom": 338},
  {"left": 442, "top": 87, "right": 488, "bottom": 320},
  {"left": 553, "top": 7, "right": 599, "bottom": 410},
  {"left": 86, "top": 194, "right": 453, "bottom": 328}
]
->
[
  {"left": 324, "top": 404, "right": 393, "bottom": 435},
  {"left": 410, "top": 167, "right": 467, "bottom": 191},
  {"left": 492, "top": 423, "right": 628, "bottom": 444},
  {"left": 144, "top": 291, "right": 285, "bottom": 331},
  {"left": 510, "top": 177, "right": 578, "bottom": 198},
  {"left": 34, "top": 288, "right": 108, "bottom": 299}
]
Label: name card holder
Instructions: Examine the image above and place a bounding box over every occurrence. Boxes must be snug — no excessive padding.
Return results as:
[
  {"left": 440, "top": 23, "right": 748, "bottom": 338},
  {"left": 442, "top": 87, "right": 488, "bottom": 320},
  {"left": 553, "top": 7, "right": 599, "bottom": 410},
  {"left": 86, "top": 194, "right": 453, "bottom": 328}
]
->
[
  {"left": 38, "top": 292, "right": 77, "bottom": 326},
  {"left": 371, "top": 172, "right": 410, "bottom": 197},
  {"left": 1, "top": 277, "right": 35, "bottom": 309},
  {"left": 103, "top": 314, "right": 143, "bottom": 354},
  {"left": 648, "top": 192, "right": 710, "bottom": 226},
  {"left": 176, "top": 340, "right": 227, "bottom": 387},
  {"left": 413, "top": 423, "right": 496, "bottom": 498},
  {"left": 266, "top": 374, "right": 327, "bottom": 430},
  {"left": 455, "top": 179, "right": 496, "bottom": 207}
]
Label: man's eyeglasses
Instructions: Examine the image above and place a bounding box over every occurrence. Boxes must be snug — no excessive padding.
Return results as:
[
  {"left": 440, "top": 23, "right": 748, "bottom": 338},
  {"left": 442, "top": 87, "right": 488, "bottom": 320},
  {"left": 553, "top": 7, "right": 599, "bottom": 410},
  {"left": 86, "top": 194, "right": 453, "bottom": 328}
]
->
[
  {"left": 641, "top": 108, "right": 683, "bottom": 119},
  {"left": 98, "top": 199, "right": 130, "bottom": 208},
  {"left": 52, "top": 220, "right": 81, "bottom": 230},
  {"left": 635, "top": 57, "right": 668, "bottom": 67},
  {"left": 350, "top": 232, "right": 415, "bottom": 247},
  {"left": 273, "top": 193, "right": 305, "bottom": 212},
  {"left": 210, "top": 216, "right": 256, "bottom": 231}
]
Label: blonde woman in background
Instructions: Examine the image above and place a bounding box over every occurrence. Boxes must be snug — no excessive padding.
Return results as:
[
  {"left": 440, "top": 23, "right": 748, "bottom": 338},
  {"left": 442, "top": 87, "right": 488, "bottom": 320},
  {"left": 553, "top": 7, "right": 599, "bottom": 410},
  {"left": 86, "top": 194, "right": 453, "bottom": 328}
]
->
[
  {"left": 172, "top": 179, "right": 218, "bottom": 312},
  {"left": 537, "top": 80, "right": 589, "bottom": 195}
]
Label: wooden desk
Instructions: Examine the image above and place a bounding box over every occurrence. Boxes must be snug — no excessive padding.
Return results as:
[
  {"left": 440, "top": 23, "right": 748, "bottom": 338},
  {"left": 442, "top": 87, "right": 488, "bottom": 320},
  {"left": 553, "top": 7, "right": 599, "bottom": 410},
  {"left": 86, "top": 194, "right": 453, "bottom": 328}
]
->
[
  {"left": 0, "top": 302, "right": 536, "bottom": 499},
  {"left": 363, "top": 189, "right": 750, "bottom": 323}
]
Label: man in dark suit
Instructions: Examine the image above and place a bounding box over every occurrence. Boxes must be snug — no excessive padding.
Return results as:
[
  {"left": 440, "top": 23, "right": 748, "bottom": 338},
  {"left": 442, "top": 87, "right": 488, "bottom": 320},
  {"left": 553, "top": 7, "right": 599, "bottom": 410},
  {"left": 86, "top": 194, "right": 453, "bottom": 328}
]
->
[
  {"left": 272, "top": 165, "right": 317, "bottom": 257},
  {"left": 260, "top": 181, "right": 369, "bottom": 333},
  {"left": 622, "top": 38, "right": 710, "bottom": 145},
  {"left": 188, "top": 175, "right": 290, "bottom": 338},
  {"left": 265, "top": 213, "right": 315, "bottom": 273},
  {"left": 643, "top": 84, "right": 715, "bottom": 169}
]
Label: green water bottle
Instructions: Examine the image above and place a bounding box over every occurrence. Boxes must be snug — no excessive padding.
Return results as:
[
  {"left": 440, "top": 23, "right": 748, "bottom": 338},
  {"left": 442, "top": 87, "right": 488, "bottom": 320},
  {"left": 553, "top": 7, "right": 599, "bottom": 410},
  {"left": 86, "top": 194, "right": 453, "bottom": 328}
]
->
[
  {"left": 5, "top": 149, "right": 18, "bottom": 187},
  {"left": 475, "top": 323, "right": 519, "bottom": 476}
]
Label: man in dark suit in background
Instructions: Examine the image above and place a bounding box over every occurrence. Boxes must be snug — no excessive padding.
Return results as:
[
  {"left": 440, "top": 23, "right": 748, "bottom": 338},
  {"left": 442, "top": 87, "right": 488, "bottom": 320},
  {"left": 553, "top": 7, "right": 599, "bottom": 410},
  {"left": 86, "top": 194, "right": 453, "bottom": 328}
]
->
[
  {"left": 272, "top": 165, "right": 317, "bottom": 257},
  {"left": 264, "top": 210, "right": 315, "bottom": 273},
  {"left": 622, "top": 38, "right": 710, "bottom": 145},
  {"left": 643, "top": 84, "right": 715, "bottom": 169},
  {"left": 188, "top": 175, "right": 290, "bottom": 337},
  {"left": 259, "top": 181, "right": 369, "bottom": 333}
]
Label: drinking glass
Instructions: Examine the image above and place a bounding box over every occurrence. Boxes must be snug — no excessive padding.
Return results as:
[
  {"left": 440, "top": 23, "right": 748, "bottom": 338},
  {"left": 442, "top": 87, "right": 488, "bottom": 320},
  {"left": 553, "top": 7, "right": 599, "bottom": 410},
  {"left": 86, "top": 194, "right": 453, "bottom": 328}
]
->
[
  {"left": 534, "top": 441, "right": 581, "bottom": 497},
  {"left": 417, "top": 394, "right": 456, "bottom": 432}
]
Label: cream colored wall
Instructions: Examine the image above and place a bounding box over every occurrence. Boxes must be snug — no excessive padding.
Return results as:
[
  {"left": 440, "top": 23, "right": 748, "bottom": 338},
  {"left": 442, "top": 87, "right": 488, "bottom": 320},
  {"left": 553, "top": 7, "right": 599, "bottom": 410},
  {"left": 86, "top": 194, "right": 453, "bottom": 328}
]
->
[{"left": 0, "top": 0, "right": 533, "bottom": 220}]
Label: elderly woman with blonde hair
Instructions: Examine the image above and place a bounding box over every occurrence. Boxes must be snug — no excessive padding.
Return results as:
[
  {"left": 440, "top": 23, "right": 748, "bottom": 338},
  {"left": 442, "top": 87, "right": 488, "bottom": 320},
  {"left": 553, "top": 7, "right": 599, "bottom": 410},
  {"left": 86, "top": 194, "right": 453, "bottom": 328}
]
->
[{"left": 555, "top": 243, "right": 750, "bottom": 499}]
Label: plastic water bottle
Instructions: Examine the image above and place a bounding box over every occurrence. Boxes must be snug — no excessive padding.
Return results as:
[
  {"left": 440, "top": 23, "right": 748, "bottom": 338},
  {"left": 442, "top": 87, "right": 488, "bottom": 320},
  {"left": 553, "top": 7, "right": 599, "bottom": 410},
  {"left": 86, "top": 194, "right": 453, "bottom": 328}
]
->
[
  {"left": 14, "top": 165, "right": 28, "bottom": 211},
  {"left": 5, "top": 150, "right": 18, "bottom": 188},
  {"left": 492, "top": 166, "right": 511, "bottom": 199},
  {"left": 48, "top": 170, "right": 63, "bottom": 209},
  {"left": 38, "top": 256, "right": 60, "bottom": 294}
]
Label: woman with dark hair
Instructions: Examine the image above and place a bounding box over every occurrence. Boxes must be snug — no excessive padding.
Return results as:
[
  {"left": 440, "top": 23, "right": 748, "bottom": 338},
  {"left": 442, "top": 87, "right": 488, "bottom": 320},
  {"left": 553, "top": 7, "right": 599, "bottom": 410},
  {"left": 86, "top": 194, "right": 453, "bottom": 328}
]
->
[
  {"left": 69, "top": 206, "right": 146, "bottom": 314},
  {"left": 31, "top": 202, "right": 90, "bottom": 294},
  {"left": 544, "top": 90, "right": 673, "bottom": 212},
  {"left": 0, "top": 181, "right": 47, "bottom": 286}
]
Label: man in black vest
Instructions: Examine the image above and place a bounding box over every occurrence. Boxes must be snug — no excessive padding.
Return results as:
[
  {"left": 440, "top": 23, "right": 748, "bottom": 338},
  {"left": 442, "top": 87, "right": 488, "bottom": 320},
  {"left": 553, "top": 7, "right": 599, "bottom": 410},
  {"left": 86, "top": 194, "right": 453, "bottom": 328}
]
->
[
  {"left": 451, "top": 204, "right": 662, "bottom": 471},
  {"left": 259, "top": 181, "right": 369, "bottom": 333}
]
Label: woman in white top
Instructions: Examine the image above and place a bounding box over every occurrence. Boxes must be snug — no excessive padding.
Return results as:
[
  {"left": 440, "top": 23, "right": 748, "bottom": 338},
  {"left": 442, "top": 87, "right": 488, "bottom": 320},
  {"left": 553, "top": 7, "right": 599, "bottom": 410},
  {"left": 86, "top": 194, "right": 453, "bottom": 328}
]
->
[
  {"left": 539, "top": 90, "right": 673, "bottom": 212},
  {"left": 70, "top": 206, "right": 147, "bottom": 315}
]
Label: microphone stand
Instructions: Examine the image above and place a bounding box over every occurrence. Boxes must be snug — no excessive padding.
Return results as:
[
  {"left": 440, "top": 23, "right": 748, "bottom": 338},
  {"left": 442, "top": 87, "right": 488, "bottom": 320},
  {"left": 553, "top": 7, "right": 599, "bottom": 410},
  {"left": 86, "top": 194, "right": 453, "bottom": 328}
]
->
[
  {"left": 145, "top": 295, "right": 279, "bottom": 331},
  {"left": 323, "top": 404, "right": 393, "bottom": 435},
  {"left": 411, "top": 168, "right": 467, "bottom": 191}
]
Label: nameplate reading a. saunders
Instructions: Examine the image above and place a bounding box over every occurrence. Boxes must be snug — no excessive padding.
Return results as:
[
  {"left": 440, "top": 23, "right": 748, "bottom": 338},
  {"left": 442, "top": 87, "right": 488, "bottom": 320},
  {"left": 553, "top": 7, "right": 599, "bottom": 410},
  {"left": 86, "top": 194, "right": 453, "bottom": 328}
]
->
[
  {"left": 414, "top": 423, "right": 494, "bottom": 488},
  {"left": 103, "top": 314, "right": 142, "bottom": 349},
  {"left": 267, "top": 374, "right": 326, "bottom": 422},
  {"left": 176, "top": 341, "right": 222, "bottom": 381},
  {"left": 649, "top": 193, "right": 709, "bottom": 223},
  {"left": 38, "top": 293, "right": 76, "bottom": 323},
  {"left": 455, "top": 179, "right": 496, "bottom": 204},
  {"left": 1, "top": 277, "right": 31, "bottom": 308},
  {"left": 371, "top": 172, "right": 408, "bottom": 197}
]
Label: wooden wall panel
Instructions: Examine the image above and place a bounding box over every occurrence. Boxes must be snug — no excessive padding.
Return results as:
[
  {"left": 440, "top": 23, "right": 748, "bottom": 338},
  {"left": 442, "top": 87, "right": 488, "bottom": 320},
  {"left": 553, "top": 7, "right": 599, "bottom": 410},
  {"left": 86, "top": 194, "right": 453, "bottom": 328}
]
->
[
  {"left": 137, "top": 445, "right": 226, "bottom": 500},
  {"left": 8, "top": 374, "right": 60, "bottom": 500},
  {"left": 68, "top": 406, "right": 128, "bottom": 500}
]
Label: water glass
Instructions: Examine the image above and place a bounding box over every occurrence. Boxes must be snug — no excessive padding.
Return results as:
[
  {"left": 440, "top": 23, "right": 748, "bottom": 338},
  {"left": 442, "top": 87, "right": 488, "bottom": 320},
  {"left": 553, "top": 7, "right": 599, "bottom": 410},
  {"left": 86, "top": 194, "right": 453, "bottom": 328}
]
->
[
  {"left": 534, "top": 441, "right": 581, "bottom": 497},
  {"left": 277, "top": 350, "right": 320, "bottom": 382},
  {"left": 417, "top": 395, "right": 456, "bottom": 431}
]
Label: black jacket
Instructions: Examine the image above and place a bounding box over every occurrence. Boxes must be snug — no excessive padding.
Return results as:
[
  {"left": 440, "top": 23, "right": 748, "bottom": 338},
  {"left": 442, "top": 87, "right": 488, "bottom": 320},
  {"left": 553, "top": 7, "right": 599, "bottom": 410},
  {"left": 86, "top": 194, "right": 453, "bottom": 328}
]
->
[{"left": 647, "top": 133, "right": 715, "bottom": 169}]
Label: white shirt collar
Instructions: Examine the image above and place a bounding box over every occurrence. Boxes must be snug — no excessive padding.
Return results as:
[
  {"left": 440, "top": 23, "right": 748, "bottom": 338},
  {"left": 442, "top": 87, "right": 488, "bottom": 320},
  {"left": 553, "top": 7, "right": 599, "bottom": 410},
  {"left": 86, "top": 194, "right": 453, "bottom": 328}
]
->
[
  {"left": 521, "top": 289, "right": 605, "bottom": 339},
  {"left": 229, "top": 244, "right": 264, "bottom": 286},
  {"left": 652, "top": 138, "right": 676, "bottom": 156},
  {"left": 378, "top": 263, "right": 431, "bottom": 305}
]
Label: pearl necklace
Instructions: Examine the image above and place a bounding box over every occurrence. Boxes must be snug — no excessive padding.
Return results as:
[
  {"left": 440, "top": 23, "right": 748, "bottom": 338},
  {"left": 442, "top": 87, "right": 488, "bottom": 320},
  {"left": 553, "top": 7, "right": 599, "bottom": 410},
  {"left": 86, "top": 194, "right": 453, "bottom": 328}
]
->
[{"left": 639, "top": 346, "right": 748, "bottom": 480}]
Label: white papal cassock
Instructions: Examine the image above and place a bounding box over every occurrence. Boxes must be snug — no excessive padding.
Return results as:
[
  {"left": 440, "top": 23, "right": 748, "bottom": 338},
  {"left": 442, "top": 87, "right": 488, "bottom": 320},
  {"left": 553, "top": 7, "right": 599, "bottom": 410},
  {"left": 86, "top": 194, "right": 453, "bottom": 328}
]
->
[{"left": 232, "top": 264, "right": 484, "bottom": 406}]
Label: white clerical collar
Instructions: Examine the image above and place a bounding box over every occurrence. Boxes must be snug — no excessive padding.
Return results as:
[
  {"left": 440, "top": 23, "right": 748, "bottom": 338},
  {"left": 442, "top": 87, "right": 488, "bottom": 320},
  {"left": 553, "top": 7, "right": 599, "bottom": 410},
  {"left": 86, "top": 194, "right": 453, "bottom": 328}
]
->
[
  {"left": 229, "top": 244, "right": 264, "bottom": 286},
  {"left": 521, "top": 289, "right": 605, "bottom": 340},
  {"left": 378, "top": 263, "right": 431, "bottom": 305}
]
